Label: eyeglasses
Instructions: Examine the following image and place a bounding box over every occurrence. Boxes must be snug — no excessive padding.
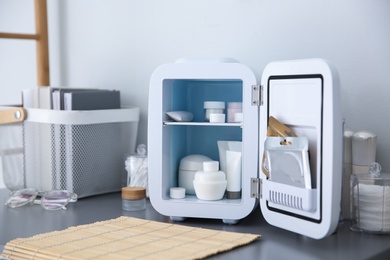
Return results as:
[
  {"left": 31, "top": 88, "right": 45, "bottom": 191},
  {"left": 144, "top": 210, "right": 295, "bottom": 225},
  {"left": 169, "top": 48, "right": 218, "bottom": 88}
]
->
[{"left": 5, "top": 188, "right": 78, "bottom": 210}]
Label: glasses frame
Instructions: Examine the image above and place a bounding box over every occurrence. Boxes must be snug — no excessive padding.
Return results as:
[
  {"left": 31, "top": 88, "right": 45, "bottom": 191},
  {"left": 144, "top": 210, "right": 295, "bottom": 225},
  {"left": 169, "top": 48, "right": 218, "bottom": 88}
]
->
[{"left": 5, "top": 188, "right": 78, "bottom": 210}]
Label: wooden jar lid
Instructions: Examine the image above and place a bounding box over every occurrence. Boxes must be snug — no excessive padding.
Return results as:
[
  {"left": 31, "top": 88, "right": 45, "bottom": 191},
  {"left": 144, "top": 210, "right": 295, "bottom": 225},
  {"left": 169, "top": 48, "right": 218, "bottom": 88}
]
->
[{"left": 122, "top": 187, "right": 146, "bottom": 200}]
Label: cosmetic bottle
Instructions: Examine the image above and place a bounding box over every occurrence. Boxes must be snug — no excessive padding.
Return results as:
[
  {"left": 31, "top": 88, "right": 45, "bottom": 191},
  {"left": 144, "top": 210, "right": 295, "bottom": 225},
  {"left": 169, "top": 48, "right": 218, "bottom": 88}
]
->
[
  {"left": 122, "top": 187, "right": 146, "bottom": 211},
  {"left": 193, "top": 161, "right": 227, "bottom": 201}
]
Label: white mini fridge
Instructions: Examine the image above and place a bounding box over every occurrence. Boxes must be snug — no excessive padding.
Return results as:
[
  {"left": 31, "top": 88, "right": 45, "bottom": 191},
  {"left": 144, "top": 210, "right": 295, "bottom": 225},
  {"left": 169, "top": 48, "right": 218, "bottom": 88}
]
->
[{"left": 148, "top": 58, "right": 343, "bottom": 239}]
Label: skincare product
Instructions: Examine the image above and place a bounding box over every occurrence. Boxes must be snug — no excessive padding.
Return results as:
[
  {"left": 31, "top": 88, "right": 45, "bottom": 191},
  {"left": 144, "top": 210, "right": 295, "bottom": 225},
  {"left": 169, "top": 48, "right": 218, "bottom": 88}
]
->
[
  {"left": 217, "top": 141, "right": 242, "bottom": 174},
  {"left": 268, "top": 116, "right": 297, "bottom": 137},
  {"left": 193, "top": 161, "right": 227, "bottom": 201},
  {"left": 262, "top": 117, "right": 298, "bottom": 177},
  {"left": 178, "top": 154, "right": 212, "bottom": 195},
  {"left": 234, "top": 112, "right": 243, "bottom": 123},
  {"left": 122, "top": 187, "right": 146, "bottom": 211},
  {"left": 204, "top": 101, "right": 225, "bottom": 122},
  {"left": 170, "top": 187, "right": 186, "bottom": 199},
  {"left": 265, "top": 136, "right": 311, "bottom": 189},
  {"left": 226, "top": 150, "right": 242, "bottom": 199},
  {"left": 227, "top": 102, "right": 242, "bottom": 123},
  {"left": 209, "top": 113, "right": 225, "bottom": 123}
]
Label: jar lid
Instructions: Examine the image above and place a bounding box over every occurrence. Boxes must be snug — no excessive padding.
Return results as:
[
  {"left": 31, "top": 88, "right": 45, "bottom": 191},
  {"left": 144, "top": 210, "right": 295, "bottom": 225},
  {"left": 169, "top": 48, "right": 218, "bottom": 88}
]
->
[
  {"left": 234, "top": 112, "right": 243, "bottom": 122},
  {"left": 352, "top": 162, "right": 390, "bottom": 181},
  {"left": 203, "top": 161, "right": 219, "bottom": 172},
  {"left": 204, "top": 101, "right": 225, "bottom": 109},
  {"left": 122, "top": 187, "right": 146, "bottom": 200},
  {"left": 227, "top": 102, "right": 242, "bottom": 109},
  {"left": 179, "top": 154, "right": 212, "bottom": 171}
]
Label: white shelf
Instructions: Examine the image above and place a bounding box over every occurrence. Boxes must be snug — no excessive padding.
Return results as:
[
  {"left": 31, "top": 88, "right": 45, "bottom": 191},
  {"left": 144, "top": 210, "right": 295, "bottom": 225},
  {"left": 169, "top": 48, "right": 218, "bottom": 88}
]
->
[
  {"left": 163, "top": 121, "right": 242, "bottom": 127},
  {"left": 166, "top": 195, "right": 242, "bottom": 205}
]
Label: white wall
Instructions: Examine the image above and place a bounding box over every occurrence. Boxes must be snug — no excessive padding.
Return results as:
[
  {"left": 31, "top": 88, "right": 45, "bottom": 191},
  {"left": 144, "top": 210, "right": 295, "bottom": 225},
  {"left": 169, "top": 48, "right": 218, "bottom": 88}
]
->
[
  {"left": 1, "top": 0, "right": 390, "bottom": 187},
  {"left": 0, "top": 0, "right": 36, "bottom": 104}
]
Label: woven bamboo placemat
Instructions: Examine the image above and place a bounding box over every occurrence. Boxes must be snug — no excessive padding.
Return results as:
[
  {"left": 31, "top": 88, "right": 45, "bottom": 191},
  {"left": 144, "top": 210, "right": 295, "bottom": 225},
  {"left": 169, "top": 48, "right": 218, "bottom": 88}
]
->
[{"left": 1, "top": 216, "right": 260, "bottom": 260}]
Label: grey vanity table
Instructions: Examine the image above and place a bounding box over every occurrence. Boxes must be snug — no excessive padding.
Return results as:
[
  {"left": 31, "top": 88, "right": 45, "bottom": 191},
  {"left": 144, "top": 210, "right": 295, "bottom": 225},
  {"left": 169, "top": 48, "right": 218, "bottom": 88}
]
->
[{"left": 1, "top": 188, "right": 389, "bottom": 260}]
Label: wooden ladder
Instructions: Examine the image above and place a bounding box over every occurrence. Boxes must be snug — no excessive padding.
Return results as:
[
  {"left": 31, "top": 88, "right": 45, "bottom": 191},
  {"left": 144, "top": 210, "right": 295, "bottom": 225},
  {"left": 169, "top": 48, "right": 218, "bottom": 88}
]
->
[{"left": 0, "top": 0, "right": 50, "bottom": 86}]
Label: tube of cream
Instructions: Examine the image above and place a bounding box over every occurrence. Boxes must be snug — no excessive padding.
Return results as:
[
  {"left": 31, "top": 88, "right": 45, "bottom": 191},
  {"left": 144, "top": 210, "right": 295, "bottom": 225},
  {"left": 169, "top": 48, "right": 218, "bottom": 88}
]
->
[
  {"left": 226, "top": 150, "right": 242, "bottom": 199},
  {"left": 217, "top": 141, "right": 242, "bottom": 174}
]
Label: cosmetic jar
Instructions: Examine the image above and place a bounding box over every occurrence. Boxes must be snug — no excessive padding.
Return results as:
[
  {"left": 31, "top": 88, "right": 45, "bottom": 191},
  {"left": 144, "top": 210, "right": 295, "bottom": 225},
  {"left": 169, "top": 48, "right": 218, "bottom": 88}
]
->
[
  {"left": 350, "top": 163, "right": 390, "bottom": 234},
  {"left": 193, "top": 161, "right": 227, "bottom": 201},
  {"left": 209, "top": 113, "right": 225, "bottom": 123},
  {"left": 227, "top": 102, "right": 242, "bottom": 123},
  {"left": 122, "top": 187, "right": 146, "bottom": 211},
  {"left": 170, "top": 187, "right": 186, "bottom": 199},
  {"left": 204, "top": 101, "right": 225, "bottom": 122},
  {"left": 234, "top": 112, "right": 243, "bottom": 123},
  {"left": 178, "top": 154, "right": 212, "bottom": 195}
]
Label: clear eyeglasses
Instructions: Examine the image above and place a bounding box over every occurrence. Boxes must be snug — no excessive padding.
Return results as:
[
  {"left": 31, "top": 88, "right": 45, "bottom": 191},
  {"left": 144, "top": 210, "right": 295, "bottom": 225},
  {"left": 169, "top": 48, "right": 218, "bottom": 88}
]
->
[{"left": 5, "top": 188, "right": 78, "bottom": 210}]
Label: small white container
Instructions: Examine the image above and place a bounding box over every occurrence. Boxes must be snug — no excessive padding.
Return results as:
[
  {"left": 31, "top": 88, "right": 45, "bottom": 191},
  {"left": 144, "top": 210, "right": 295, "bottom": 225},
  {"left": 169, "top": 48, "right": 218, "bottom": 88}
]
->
[
  {"left": 170, "top": 187, "right": 186, "bottom": 199},
  {"left": 209, "top": 113, "right": 225, "bottom": 123},
  {"left": 234, "top": 112, "right": 243, "bottom": 123},
  {"left": 193, "top": 161, "right": 227, "bottom": 201},
  {"left": 204, "top": 101, "right": 225, "bottom": 122}
]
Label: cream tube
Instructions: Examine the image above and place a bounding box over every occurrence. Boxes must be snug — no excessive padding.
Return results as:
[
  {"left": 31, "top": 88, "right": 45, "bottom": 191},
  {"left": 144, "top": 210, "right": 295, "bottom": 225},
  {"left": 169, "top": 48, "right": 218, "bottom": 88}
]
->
[
  {"left": 217, "top": 141, "right": 242, "bottom": 174},
  {"left": 226, "top": 150, "right": 242, "bottom": 199}
]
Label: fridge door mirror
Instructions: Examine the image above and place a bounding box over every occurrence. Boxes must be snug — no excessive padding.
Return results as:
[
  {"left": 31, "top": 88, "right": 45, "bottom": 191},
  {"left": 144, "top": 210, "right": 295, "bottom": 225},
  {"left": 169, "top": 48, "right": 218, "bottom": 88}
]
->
[{"left": 258, "top": 59, "right": 343, "bottom": 239}]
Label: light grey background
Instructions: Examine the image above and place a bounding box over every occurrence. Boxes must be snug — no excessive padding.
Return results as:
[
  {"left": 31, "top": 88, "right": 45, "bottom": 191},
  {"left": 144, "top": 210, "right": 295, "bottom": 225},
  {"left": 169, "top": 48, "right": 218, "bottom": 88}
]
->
[{"left": 1, "top": 0, "right": 389, "bottom": 187}]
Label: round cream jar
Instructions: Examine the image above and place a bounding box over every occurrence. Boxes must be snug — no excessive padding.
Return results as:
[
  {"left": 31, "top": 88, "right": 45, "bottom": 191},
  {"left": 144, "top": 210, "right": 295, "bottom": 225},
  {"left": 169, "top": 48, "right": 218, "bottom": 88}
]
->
[
  {"left": 178, "top": 154, "right": 212, "bottom": 195},
  {"left": 122, "top": 187, "right": 146, "bottom": 211},
  {"left": 193, "top": 161, "right": 227, "bottom": 201}
]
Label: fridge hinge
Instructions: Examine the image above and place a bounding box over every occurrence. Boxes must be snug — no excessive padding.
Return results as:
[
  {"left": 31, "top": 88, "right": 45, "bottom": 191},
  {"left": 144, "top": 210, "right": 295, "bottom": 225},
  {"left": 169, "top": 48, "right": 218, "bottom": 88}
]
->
[
  {"left": 251, "top": 85, "right": 263, "bottom": 106},
  {"left": 250, "top": 178, "right": 262, "bottom": 199}
]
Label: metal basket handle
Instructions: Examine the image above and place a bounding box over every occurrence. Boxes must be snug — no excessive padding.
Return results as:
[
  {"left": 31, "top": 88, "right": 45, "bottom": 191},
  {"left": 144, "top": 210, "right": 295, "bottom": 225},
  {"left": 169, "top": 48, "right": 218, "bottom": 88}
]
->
[{"left": 0, "top": 107, "right": 27, "bottom": 125}]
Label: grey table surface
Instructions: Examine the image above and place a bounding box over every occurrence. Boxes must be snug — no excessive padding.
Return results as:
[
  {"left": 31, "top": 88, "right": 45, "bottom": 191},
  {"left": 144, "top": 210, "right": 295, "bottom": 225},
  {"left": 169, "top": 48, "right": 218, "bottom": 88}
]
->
[{"left": 1, "top": 188, "right": 390, "bottom": 260}]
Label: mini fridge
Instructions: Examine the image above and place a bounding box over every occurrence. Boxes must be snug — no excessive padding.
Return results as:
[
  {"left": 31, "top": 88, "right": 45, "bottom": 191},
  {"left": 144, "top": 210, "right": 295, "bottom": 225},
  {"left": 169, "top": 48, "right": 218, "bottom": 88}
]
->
[{"left": 148, "top": 58, "right": 343, "bottom": 239}]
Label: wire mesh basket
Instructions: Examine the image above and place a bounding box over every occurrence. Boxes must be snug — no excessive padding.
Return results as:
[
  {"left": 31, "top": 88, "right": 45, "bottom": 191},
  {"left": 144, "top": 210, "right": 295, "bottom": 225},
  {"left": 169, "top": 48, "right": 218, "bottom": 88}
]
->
[{"left": 0, "top": 107, "right": 139, "bottom": 198}]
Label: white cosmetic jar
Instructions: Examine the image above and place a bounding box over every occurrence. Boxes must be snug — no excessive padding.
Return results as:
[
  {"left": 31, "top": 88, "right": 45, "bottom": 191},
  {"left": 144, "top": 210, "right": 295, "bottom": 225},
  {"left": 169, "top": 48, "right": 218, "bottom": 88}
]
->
[
  {"left": 209, "top": 113, "right": 225, "bottom": 123},
  {"left": 204, "top": 101, "right": 225, "bottom": 122},
  {"left": 193, "top": 161, "right": 227, "bottom": 201},
  {"left": 178, "top": 154, "right": 212, "bottom": 195}
]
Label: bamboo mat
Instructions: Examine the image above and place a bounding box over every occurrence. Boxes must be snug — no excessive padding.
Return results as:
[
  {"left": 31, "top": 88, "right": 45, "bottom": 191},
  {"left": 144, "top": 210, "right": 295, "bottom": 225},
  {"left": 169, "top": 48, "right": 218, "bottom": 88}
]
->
[{"left": 1, "top": 216, "right": 260, "bottom": 260}]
